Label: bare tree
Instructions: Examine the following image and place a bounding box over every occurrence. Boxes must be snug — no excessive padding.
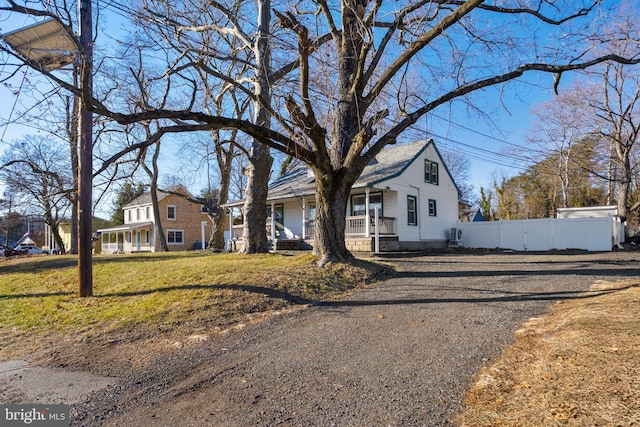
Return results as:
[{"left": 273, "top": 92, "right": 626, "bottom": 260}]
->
[
  {"left": 0, "top": 135, "right": 72, "bottom": 252},
  {"left": 528, "top": 10, "right": 640, "bottom": 221},
  {"left": 439, "top": 149, "right": 473, "bottom": 220},
  {"left": 586, "top": 23, "right": 640, "bottom": 222},
  {"left": 4, "top": 1, "right": 640, "bottom": 265},
  {"left": 528, "top": 86, "right": 595, "bottom": 208}
]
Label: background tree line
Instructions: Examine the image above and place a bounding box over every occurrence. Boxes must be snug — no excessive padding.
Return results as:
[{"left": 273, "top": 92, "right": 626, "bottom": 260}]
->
[
  {"left": 1, "top": 1, "right": 640, "bottom": 273},
  {"left": 479, "top": 34, "right": 640, "bottom": 226}
]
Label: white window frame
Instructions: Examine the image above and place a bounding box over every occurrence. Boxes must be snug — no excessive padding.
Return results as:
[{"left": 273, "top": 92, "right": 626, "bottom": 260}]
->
[
  {"left": 167, "top": 205, "right": 176, "bottom": 220},
  {"left": 167, "top": 229, "right": 184, "bottom": 245},
  {"left": 428, "top": 199, "right": 437, "bottom": 217},
  {"left": 425, "top": 159, "right": 439, "bottom": 185},
  {"left": 407, "top": 195, "right": 418, "bottom": 226}
]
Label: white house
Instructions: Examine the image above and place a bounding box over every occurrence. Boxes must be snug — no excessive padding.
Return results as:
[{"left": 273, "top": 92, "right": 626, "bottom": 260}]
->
[{"left": 226, "top": 139, "right": 460, "bottom": 252}]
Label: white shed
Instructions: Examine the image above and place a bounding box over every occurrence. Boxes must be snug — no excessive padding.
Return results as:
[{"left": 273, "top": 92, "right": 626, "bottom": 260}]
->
[{"left": 556, "top": 206, "right": 618, "bottom": 219}]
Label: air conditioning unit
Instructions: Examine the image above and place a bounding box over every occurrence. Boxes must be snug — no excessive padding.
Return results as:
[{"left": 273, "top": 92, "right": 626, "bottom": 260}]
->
[{"left": 449, "top": 227, "right": 462, "bottom": 248}]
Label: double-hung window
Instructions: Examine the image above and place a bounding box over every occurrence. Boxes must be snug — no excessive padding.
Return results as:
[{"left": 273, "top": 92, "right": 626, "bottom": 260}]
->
[
  {"left": 425, "top": 159, "right": 439, "bottom": 185},
  {"left": 167, "top": 230, "right": 184, "bottom": 245},
  {"left": 407, "top": 196, "right": 418, "bottom": 226},
  {"left": 167, "top": 205, "right": 176, "bottom": 220},
  {"left": 428, "top": 199, "right": 437, "bottom": 217}
]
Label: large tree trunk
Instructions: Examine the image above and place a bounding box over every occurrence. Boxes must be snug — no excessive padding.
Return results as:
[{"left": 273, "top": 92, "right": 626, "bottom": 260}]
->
[
  {"left": 314, "top": 172, "right": 355, "bottom": 266},
  {"left": 209, "top": 210, "right": 226, "bottom": 251},
  {"left": 240, "top": 0, "right": 273, "bottom": 254},
  {"left": 309, "top": 0, "right": 367, "bottom": 264},
  {"left": 311, "top": 164, "right": 364, "bottom": 264},
  {"left": 209, "top": 145, "right": 234, "bottom": 251},
  {"left": 617, "top": 153, "right": 632, "bottom": 222},
  {"left": 142, "top": 142, "right": 169, "bottom": 251},
  {"left": 241, "top": 143, "right": 272, "bottom": 253}
]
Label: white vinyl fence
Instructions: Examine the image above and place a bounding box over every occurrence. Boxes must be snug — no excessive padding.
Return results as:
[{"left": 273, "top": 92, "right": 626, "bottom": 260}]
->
[{"left": 456, "top": 216, "right": 624, "bottom": 252}]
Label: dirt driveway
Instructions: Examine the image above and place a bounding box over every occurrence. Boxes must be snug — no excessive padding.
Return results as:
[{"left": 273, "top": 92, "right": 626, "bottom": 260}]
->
[{"left": 5, "top": 251, "right": 640, "bottom": 426}]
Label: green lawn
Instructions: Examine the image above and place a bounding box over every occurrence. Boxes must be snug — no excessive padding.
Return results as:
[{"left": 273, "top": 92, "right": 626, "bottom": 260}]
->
[{"left": 0, "top": 252, "right": 382, "bottom": 335}]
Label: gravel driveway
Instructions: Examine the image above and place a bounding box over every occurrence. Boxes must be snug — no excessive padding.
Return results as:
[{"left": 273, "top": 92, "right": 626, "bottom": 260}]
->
[{"left": 72, "top": 251, "right": 640, "bottom": 426}]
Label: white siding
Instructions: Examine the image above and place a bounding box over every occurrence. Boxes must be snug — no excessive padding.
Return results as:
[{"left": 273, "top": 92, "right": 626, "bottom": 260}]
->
[
  {"left": 280, "top": 200, "right": 304, "bottom": 239},
  {"left": 382, "top": 190, "right": 398, "bottom": 220},
  {"left": 380, "top": 144, "right": 458, "bottom": 242}
]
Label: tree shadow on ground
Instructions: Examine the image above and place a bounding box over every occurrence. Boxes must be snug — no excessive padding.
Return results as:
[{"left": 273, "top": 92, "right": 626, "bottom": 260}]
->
[
  {"left": 394, "top": 267, "right": 640, "bottom": 279},
  {"left": 93, "top": 283, "right": 314, "bottom": 305},
  {"left": 316, "top": 285, "right": 636, "bottom": 307}
]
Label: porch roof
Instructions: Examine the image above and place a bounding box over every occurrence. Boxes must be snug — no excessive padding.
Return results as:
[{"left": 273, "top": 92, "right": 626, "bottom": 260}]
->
[
  {"left": 97, "top": 222, "right": 153, "bottom": 233},
  {"left": 225, "top": 139, "right": 433, "bottom": 207}
]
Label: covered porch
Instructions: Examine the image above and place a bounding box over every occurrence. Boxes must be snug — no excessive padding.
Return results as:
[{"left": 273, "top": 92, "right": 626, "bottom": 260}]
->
[
  {"left": 226, "top": 187, "right": 397, "bottom": 251},
  {"left": 97, "top": 222, "right": 155, "bottom": 254}
]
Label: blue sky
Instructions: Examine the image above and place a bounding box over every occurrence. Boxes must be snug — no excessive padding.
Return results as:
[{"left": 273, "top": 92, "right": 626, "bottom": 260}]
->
[{"left": 0, "top": 3, "right": 614, "bottom": 216}]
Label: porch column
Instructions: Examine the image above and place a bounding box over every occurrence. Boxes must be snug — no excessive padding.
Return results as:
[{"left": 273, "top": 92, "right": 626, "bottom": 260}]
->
[
  {"left": 270, "top": 201, "right": 276, "bottom": 242},
  {"left": 45, "top": 224, "right": 51, "bottom": 251},
  {"left": 301, "top": 199, "right": 306, "bottom": 240},
  {"left": 151, "top": 223, "right": 156, "bottom": 252},
  {"left": 365, "top": 187, "right": 371, "bottom": 237},
  {"left": 228, "top": 208, "right": 233, "bottom": 248},
  {"left": 201, "top": 221, "right": 207, "bottom": 250}
]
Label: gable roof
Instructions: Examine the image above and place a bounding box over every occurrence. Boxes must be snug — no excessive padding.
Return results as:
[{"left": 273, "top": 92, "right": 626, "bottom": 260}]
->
[
  {"left": 263, "top": 139, "right": 451, "bottom": 202},
  {"left": 124, "top": 185, "right": 193, "bottom": 208}
]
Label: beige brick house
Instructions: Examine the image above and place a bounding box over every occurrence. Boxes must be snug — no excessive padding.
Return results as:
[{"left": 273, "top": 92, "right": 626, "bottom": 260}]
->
[{"left": 97, "top": 186, "right": 211, "bottom": 253}]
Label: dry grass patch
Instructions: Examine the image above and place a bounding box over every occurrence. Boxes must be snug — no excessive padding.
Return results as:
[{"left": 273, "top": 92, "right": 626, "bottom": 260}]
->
[{"left": 455, "top": 280, "right": 640, "bottom": 426}]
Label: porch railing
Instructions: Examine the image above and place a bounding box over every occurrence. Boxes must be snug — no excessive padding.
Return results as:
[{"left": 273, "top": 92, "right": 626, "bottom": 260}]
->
[
  {"left": 231, "top": 220, "right": 286, "bottom": 240},
  {"left": 101, "top": 242, "right": 124, "bottom": 254},
  {"left": 231, "top": 225, "right": 243, "bottom": 239},
  {"left": 231, "top": 215, "right": 396, "bottom": 241},
  {"left": 132, "top": 243, "right": 153, "bottom": 252},
  {"left": 345, "top": 215, "right": 396, "bottom": 236},
  {"left": 304, "top": 220, "right": 315, "bottom": 238}
]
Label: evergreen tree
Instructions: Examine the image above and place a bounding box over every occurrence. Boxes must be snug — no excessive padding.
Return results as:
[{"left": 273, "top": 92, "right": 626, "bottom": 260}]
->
[{"left": 111, "top": 183, "right": 146, "bottom": 225}]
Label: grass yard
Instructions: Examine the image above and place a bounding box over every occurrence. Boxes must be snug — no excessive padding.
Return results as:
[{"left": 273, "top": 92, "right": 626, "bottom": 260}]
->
[{"left": 0, "top": 252, "right": 383, "bottom": 337}]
